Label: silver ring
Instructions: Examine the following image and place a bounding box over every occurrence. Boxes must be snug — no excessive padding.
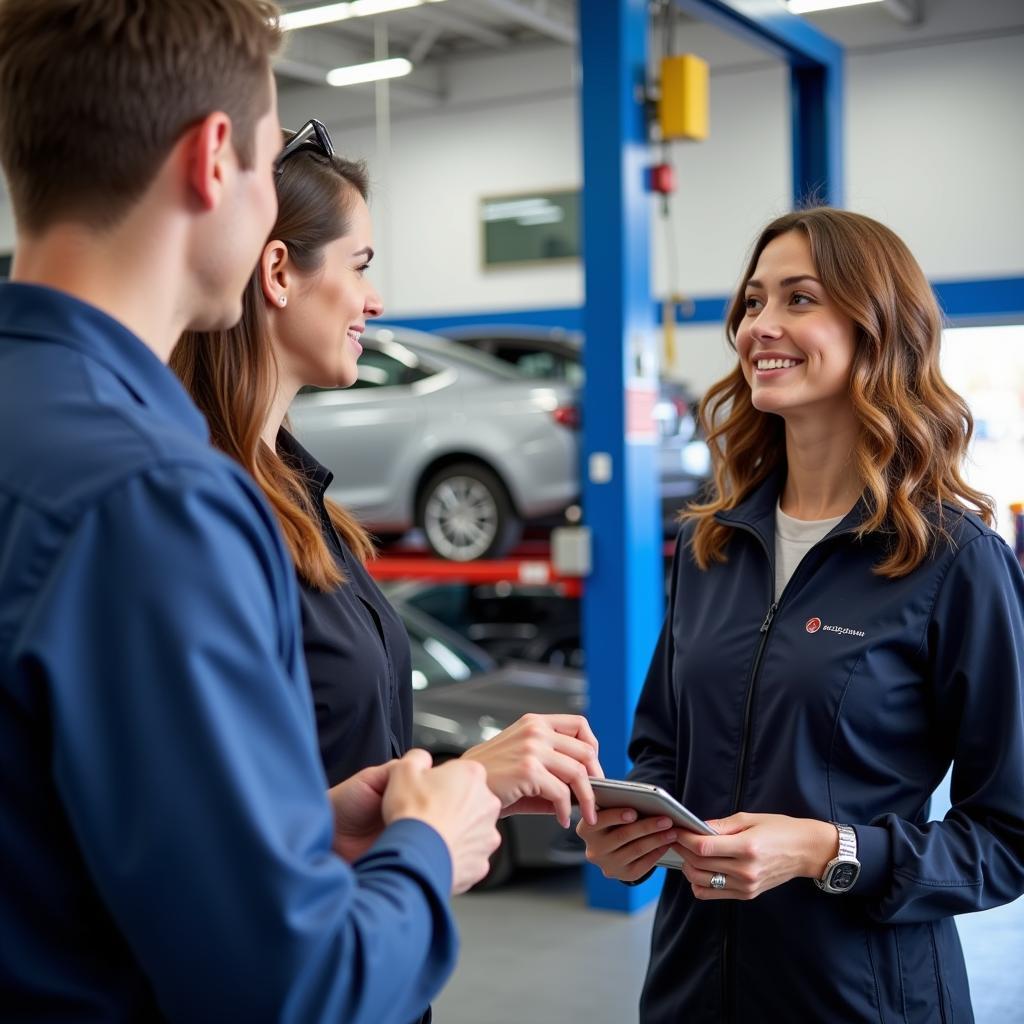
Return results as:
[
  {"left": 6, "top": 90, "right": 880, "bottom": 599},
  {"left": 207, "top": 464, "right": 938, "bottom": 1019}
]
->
[{"left": 709, "top": 872, "right": 727, "bottom": 890}]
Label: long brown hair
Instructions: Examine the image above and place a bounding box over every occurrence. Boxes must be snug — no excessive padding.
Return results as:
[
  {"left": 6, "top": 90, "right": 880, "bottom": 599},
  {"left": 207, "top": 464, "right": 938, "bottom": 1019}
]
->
[
  {"left": 686, "top": 207, "right": 993, "bottom": 578},
  {"left": 172, "top": 141, "right": 373, "bottom": 591}
]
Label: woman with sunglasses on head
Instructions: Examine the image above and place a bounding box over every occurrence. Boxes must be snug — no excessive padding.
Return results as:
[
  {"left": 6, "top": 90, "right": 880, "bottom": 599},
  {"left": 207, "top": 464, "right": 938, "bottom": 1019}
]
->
[
  {"left": 577, "top": 208, "right": 1024, "bottom": 1023},
  {"left": 171, "top": 121, "right": 603, "bottom": 971}
]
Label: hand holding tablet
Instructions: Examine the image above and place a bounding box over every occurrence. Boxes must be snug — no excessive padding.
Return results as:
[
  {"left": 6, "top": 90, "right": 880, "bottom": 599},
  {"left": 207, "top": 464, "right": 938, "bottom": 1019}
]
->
[{"left": 587, "top": 778, "right": 716, "bottom": 870}]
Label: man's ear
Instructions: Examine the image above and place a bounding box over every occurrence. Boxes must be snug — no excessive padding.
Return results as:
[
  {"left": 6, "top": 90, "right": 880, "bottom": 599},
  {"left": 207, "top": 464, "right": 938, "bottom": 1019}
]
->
[
  {"left": 260, "top": 240, "right": 291, "bottom": 307},
  {"left": 185, "top": 112, "right": 233, "bottom": 211}
]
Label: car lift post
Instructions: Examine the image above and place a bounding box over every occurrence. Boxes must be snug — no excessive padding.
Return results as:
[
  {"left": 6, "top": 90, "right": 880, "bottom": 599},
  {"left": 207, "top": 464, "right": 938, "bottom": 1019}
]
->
[{"left": 579, "top": 0, "right": 665, "bottom": 912}]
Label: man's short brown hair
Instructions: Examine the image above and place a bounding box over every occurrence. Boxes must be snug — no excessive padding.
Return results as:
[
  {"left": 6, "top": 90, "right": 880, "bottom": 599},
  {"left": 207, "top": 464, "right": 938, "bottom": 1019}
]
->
[{"left": 0, "top": 0, "right": 281, "bottom": 233}]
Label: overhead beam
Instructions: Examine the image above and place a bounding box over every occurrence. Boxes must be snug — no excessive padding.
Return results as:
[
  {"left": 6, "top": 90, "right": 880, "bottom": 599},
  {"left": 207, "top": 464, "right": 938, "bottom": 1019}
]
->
[
  {"left": 411, "top": 5, "right": 511, "bottom": 47},
  {"left": 478, "top": 0, "right": 577, "bottom": 45},
  {"left": 319, "top": 17, "right": 421, "bottom": 50},
  {"left": 274, "top": 57, "right": 332, "bottom": 86},
  {"left": 883, "top": 0, "right": 923, "bottom": 25},
  {"left": 672, "top": 0, "right": 844, "bottom": 206},
  {"left": 408, "top": 24, "right": 444, "bottom": 62}
]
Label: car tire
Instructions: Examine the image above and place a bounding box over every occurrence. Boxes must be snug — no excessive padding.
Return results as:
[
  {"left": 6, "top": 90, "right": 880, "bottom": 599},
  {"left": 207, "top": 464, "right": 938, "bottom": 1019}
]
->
[{"left": 417, "top": 462, "right": 522, "bottom": 562}]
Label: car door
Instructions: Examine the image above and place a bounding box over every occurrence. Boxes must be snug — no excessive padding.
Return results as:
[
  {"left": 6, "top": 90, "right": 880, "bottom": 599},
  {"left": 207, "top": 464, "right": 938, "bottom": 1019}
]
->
[{"left": 288, "top": 337, "right": 433, "bottom": 525}]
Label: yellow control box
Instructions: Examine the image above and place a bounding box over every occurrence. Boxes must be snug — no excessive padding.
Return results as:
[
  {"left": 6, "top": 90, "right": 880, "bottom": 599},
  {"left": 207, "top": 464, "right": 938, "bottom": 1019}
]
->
[{"left": 658, "top": 54, "right": 709, "bottom": 141}]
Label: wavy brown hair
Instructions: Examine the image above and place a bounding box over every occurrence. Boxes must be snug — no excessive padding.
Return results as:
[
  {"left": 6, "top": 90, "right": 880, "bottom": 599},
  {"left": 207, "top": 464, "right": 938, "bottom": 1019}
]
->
[
  {"left": 172, "top": 138, "right": 373, "bottom": 591},
  {"left": 685, "top": 207, "right": 993, "bottom": 578}
]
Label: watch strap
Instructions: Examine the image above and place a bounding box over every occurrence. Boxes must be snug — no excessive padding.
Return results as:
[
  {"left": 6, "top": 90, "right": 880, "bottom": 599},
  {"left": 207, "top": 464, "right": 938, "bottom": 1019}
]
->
[{"left": 835, "top": 822, "right": 857, "bottom": 860}]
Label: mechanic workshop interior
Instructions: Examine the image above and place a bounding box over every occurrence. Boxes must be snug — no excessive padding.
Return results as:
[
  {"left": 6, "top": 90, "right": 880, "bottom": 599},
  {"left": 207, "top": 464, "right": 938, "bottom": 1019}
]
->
[{"left": 0, "top": 1, "right": 1022, "bottom": 1022}]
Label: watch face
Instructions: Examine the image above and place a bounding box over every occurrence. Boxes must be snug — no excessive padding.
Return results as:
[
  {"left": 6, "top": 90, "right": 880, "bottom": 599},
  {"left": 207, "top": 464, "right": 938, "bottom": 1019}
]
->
[{"left": 829, "top": 863, "right": 859, "bottom": 891}]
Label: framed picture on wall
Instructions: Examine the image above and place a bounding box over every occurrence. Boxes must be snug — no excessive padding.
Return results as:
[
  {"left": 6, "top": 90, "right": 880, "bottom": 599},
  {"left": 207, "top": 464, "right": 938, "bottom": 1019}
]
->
[{"left": 480, "top": 189, "right": 580, "bottom": 268}]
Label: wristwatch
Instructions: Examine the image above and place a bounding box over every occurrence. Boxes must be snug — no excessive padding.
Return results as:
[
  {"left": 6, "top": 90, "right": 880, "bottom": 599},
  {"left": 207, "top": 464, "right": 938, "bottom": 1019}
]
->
[{"left": 814, "top": 823, "right": 860, "bottom": 894}]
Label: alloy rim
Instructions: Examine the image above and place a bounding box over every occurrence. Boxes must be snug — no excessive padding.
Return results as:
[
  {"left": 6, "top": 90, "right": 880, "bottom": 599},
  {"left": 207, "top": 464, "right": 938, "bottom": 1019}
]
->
[{"left": 423, "top": 476, "right": 499, "bottom": 560}]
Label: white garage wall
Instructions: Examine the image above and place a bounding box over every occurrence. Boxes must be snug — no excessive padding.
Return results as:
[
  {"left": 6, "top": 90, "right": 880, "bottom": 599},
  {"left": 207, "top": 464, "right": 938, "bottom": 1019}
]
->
[
  {"left": 2, "top": 14, "right": 1020, "bottom": 394},
  {"left": 277, "top": 44, "right": 585, "bottom": 319},
  {"left": 845, "top": 32, "right": 1024, "bottom": 281},
  {"left": 282, "top": 20, "right": 1023, "bottom": 392}
]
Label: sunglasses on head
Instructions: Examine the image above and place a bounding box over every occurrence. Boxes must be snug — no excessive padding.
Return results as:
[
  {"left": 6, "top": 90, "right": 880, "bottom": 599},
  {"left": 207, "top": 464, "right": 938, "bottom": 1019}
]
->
[{"left": 274, "top": 118, "right": 334, "bottom": 176}]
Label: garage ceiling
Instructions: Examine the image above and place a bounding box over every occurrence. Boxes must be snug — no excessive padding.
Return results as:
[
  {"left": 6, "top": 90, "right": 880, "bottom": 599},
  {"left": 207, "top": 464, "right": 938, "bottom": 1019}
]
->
[{"left": 272, "top": 0, "right": 1024, "bottom": 122}]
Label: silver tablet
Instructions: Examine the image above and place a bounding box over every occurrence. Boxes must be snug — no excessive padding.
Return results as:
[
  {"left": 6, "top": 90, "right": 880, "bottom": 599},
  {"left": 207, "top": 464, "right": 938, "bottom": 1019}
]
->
[{"left": 588, "top": 777, "right": 717, "bottom": 870}]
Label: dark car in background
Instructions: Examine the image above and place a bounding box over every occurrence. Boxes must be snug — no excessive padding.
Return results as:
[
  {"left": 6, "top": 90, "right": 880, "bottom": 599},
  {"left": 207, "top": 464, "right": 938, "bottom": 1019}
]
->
[
  {"left": 389, "top": 578, "right": 584, "bottom": 670},
  {"left": 441, "top": 324, "right": 712, "bottom": 527},
  {"left": 393, "top": 597, "right": 586, "bottom": 887}
]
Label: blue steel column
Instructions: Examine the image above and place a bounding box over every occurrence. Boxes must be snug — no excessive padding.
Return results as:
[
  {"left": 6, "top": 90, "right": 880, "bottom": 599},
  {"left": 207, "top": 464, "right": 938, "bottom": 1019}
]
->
[
  {"left": 578, "top": 0, "right": 665, "bottom": 912},
  {"left": 790, "top": 59, "right": 844, "bottom": 206}
]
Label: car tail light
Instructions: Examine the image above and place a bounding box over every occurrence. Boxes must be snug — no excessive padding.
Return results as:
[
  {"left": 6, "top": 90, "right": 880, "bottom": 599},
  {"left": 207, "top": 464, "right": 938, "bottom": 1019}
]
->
[{"left": 552, "top": 405, "right": 580, "bottom": 429}]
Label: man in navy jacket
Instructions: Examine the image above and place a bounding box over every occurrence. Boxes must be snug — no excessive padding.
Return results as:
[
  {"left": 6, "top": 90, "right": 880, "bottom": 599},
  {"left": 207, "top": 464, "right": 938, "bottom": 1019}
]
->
[{"left": 0, "top": 3, "right": 499, "bottom": 1021}]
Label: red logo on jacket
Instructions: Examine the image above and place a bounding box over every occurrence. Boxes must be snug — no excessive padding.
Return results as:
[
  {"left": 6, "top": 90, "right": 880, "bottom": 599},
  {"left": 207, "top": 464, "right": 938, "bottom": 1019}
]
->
[{"left": 805, "top": 617, "right": 822, "bottom": 634}]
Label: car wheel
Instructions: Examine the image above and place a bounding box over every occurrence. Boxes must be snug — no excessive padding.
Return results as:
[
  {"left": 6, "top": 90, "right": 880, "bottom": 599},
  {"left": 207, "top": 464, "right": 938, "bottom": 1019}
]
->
[
  {"left": 472, "top": 817, "right": 516, "bottom": 891},
  {"left": 417, "top": 462, "right": 522, "bottom": 561}
]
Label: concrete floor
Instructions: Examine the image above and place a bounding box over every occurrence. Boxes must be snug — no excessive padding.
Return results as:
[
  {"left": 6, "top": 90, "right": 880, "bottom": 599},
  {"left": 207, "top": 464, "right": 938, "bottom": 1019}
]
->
[{"left": 434, "top": 868, "right": 1024, "bottom": 1024}]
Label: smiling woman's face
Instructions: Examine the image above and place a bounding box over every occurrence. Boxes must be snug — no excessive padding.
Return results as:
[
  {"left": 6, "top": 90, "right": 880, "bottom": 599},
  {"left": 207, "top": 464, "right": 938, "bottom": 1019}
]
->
[
  {"left": 274, "top": 188, "right": 383, "bottom": 390},
  {"left": 735, "top": 230, "right": 858, "bottom": 423}
]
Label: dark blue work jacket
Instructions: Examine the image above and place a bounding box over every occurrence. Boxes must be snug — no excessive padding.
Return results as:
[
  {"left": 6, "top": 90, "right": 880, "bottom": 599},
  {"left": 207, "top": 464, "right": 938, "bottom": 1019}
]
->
[
  {"left": 277, "top": 430, "right": 413, "bottom": 788},
  {"left": 630, "top": 472, "right": 1024, "bottom": 1024},
  {"left": 0, "top": 283, "right": 457, "bottom": 1023},
  {"left": 279, "top": 430, "right": 433, "bottom": 1024}
]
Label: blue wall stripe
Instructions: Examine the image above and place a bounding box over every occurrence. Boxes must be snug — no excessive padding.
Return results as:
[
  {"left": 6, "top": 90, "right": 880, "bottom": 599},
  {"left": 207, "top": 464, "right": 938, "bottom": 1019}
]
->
[
  {"left": 933, "top": 277, "right": 1024, "bottom": 322},
  {"left": 381, "top": 276, "right": 1024, "bottom": 336}
]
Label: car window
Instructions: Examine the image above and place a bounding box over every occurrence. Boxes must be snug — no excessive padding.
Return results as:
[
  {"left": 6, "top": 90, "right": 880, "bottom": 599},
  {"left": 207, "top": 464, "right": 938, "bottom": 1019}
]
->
[
  {"left": 508, "top": 349, "right": 560, "bottom": 380},
  {"left": 511, "top": 350, "right": 585, "bottom": 387},
  {"left": 403, "top": 585, "right": 472, "bottom": 630},
  {"left": 462, "top": 339, "right": 585, "bottom": 388},
  {"left": 404, "top": 616, "right": 490, "bottom": 690},
  {"left": 436, "top": 341, "right": 527, "bottom": 380},
  {"left": 349, "top": 347, "right": 429, "bottom": 389}
]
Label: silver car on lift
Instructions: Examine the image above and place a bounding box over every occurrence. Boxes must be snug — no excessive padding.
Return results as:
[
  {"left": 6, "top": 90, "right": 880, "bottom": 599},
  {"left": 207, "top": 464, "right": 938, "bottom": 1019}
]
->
[{"left": 288, "top": 326, "right": 580, "bottom": 561}]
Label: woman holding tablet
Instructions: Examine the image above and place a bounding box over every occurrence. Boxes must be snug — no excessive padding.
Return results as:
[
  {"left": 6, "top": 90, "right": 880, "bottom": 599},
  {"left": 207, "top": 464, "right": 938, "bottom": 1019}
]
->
[{"left": 578, "top": 208, "right": 1024, "bottom": 1023}]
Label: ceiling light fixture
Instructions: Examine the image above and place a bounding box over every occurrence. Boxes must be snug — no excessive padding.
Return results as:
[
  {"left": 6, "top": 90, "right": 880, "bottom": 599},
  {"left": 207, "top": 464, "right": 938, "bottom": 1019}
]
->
[
  {"left": 326, "top": 56, "right": 413, "bottom": 87},
  {"left": 279, "top": 0, "right": 446, "bottom": 32}
]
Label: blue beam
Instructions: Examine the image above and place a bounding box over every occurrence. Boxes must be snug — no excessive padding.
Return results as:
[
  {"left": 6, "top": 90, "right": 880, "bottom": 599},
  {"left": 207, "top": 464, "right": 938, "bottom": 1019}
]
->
[
  {"left": 670, "top": 0, "right": 842, "bottom": 66},
  {"left": 673, "top": 0, "right": 844, "bottom": 206},
  {"left": 578, "top": 0, "right": 665, "bottom": 913},
  {"left": 379, "top": 276, "right": 1024, "bottom": 337},
  {"left": 934, "top": 276, "right": 1024, "bottom": 324}
]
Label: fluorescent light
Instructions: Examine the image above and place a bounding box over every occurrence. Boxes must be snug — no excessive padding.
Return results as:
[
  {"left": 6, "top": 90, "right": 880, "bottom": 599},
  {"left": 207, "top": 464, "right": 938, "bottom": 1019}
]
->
[
  {"left": 279, "top": 0, "right": 445, "bottom": 32},
  {"left": 787, "top": 0, "right": 883, "bottom": 12},
  {"left": 326, "top": 56, "right": 413, "bottom": 87}
]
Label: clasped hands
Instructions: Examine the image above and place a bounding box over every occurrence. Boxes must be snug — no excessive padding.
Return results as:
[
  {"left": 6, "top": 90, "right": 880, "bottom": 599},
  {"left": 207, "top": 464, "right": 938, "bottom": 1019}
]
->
[{"left": 328, "top": 713, "right": 603, "bottom": 890}]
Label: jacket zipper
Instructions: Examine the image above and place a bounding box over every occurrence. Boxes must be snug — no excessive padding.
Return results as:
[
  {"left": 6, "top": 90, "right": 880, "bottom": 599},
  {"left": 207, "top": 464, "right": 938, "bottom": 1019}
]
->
[
  {"left": 722, "top": 592, "right": 776, "bottom": 1023},
  {"left": 715, "top": 517, "right": 855, "bottom": 1022},
  {"left": 731, "top": 600, "right": 777, "bottom": 810}
]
